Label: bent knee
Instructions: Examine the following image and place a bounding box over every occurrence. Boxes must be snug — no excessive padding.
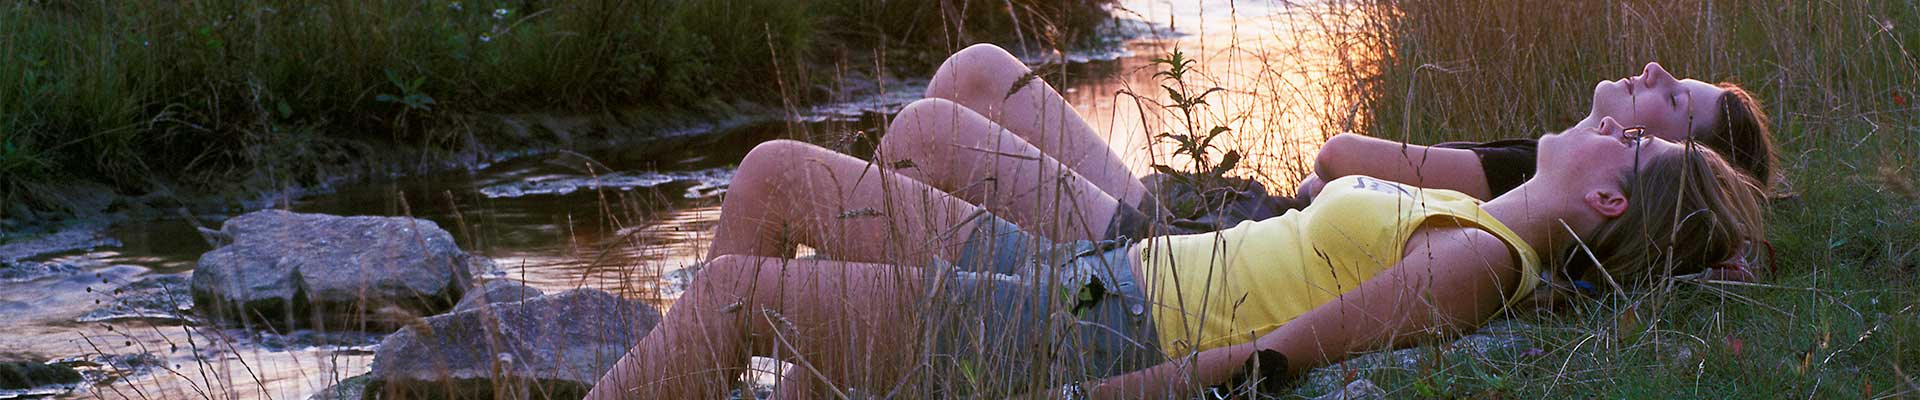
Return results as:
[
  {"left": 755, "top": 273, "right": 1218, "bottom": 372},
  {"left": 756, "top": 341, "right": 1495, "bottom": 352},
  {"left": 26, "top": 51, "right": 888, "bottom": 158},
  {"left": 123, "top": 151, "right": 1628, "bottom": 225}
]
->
[
  {"left": 886, "top": 99, "right": 970, "bottom": 145},
  {"left": 894, "top": 98, "right": 967, "bottom": 126},
  {"left": 737, "top": 140, "right": 820, "bottom": 184},
  {"left": 744, "top": 139, "right": 816, "bottom": 160},
  {"left": 930, "top": 43, "right": 1028, "bottom": 104},
  {"left": 696, "top": 255, "right": 765, "bottom": 290},
  {"left": 953, "top": 43, "right": 1017, "bottom": 65},
  {"left": 880, "top": 99, "right": 962, "bottom": 159}
]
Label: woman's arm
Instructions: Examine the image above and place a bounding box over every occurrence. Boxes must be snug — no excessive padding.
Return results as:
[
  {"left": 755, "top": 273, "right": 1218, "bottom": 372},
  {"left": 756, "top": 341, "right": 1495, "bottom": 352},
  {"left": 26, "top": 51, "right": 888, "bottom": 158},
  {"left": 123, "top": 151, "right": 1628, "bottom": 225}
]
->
[
  {"left": 1077, "top": 226, "right": 1525, "bottom": 397},
  {"left": 1309, "top": 133, "right": 1493, "bottom": 200}
]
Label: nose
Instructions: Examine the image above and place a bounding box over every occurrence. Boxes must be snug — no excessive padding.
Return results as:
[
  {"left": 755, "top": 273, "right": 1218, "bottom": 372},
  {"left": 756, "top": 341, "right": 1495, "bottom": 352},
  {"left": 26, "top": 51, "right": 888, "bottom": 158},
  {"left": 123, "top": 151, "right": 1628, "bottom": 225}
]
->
[
  {"left": 1598, "top": 116, "right": 1623, "bottom": 136},
  {"left": 1642, "top": 62, "right": 1677, "bottom": 86}
]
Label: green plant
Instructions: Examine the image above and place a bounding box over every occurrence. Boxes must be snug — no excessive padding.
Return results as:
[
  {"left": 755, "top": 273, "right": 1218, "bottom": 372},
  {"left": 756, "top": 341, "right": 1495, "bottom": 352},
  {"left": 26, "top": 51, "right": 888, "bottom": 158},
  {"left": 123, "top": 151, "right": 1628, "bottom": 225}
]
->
[
  {"left": 1143, "top": 48, "right": 1241, "bottom": 187},
  {"left": 375, "top": 69, "right": 437, "bottom": 112}
]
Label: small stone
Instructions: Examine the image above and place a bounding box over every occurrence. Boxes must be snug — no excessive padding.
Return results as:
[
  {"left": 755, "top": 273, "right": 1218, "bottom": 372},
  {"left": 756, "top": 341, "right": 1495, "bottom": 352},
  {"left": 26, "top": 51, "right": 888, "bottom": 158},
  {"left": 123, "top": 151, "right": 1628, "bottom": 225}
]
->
[{"left": 1310, "top": 378, "right": 1386, "bottom": 400}]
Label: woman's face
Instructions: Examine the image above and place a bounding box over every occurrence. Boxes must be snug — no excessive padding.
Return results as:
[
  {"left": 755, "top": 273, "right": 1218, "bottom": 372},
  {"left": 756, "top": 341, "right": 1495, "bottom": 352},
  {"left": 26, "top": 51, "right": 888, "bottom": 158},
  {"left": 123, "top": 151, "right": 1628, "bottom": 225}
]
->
[
  {"left": 1589, "top": 62, "right": 1728, "bottom": 141},
  {"left": 1539, "top": 116, "right": 1682, "bottom": 182}
]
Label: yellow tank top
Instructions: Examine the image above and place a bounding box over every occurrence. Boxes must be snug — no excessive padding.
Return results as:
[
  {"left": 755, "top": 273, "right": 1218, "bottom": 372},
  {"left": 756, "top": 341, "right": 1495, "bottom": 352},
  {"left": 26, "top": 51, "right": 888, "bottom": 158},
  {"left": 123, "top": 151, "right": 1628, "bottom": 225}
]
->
[{"left": 1138, "top": 175, "right": 1541, "bottom": 356}]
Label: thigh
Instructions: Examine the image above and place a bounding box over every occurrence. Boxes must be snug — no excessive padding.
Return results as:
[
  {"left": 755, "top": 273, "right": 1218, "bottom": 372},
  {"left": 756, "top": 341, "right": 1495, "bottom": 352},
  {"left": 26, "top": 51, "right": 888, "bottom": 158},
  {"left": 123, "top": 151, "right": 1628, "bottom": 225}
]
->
[
  {"left": 710, "top": 139, "right": 994, "bottom": 266},
  {"left": 928, "top": 44, "right": 1147, "bottom": 206},
  {"left": 639, "top": 255, "right": 931, "bottom": 397},
  {"left": 880, "top": 99, "right": 1120, "bottom": 242}
]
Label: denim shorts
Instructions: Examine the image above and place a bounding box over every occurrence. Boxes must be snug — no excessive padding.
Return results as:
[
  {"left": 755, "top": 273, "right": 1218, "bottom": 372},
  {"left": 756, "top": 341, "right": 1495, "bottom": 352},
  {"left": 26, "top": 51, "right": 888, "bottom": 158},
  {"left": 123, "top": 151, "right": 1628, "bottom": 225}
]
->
[{"left": 920, "top": 215, "right": 1161, "bottom": 393}]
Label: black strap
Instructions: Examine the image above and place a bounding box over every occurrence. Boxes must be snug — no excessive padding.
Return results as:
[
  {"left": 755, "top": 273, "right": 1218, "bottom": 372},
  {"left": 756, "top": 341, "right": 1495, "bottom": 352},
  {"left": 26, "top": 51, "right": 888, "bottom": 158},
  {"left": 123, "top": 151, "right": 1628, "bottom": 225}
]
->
[{"left": 1210, "top": 348, "right": 1292, "bottom": 395}]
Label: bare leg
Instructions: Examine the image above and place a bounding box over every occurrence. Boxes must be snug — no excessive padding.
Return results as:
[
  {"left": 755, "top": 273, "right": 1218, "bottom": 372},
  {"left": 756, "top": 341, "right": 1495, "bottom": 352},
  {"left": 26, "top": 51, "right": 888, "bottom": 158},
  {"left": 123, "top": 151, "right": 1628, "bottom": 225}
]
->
[
  {"left": 878, "top": 99, "right": 1119, "bottom": 242},
  {"left": 927, "top": 43, "right": 1149, "bottom": 207},
  {"left": 707, "top": 140, "right": 1023, "bottom": 265},
  {"left": 587, "top": 255, "right": 927, "bottom": 399}
]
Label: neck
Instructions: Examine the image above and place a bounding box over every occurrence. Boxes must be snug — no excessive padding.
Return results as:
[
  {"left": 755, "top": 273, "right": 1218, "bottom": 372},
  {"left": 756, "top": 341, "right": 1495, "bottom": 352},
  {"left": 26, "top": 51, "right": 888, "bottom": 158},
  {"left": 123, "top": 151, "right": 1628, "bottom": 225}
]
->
[
  {"left": 1571, "top": 115, "right": 1604, "bottom": 131},
  {"left": 1479, "top": 180, "right": 1598, "bottom": 258}
]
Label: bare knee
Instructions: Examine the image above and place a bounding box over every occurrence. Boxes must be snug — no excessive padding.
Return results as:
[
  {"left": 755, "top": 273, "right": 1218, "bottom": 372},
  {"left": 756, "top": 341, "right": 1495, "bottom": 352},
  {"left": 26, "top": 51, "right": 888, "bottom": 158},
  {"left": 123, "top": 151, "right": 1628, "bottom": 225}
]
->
[
  {"left": 928, "top": 43, "right": 1029, "bottom": 108},
  {"left": 694, "top": 255, "right": 759, "bottom": 294},
  {"left": 885, "top": 98, "right": 967, "bottom": 143},
  {"left": 728, "top": 139, "right": 828, "bottom": 215},
  {"left": 737, "top": 139, "right": 818, "bottom": 185},
  {"left": 880, "top": 99, "right": 967, "bottom": 157}
]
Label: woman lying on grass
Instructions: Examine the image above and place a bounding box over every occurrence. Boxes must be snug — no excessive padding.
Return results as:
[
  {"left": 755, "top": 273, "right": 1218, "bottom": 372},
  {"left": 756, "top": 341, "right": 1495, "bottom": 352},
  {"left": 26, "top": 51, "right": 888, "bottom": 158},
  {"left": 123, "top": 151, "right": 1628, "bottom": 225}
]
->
[
  {"left": 586, "top": 113, "right": 1766, "bottom": 398},
  {"left": 878, "top": 43, "right": 1777, "bottom": 280},
  {"left": 1298, "top": 61, "right": 1778, "bottom": 204}
]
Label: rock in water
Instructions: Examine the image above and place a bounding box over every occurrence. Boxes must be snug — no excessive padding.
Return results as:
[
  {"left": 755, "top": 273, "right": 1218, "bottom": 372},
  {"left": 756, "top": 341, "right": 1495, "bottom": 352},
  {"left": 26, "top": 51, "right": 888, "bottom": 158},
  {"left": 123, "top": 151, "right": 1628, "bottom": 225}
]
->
[
  {"left": 0, "top": 361, "right": 81, "bottom": 395},
  {"left": 190, "top": 210, "right": 484, "bottom": 331},
  {"left": 452, "top": 278, "right": 546, "bottom": 312},
  {"left": 308, "top": 374, "right": 372, "bottom": 400},
  {"left": 78, "top": 274, "right": 196, "bottom": 324},
  {"left": 0, "top": 260, "right": 84, "bottom": 283},
  {"left": 367, "top": 289, "right": 661, "bottom": 399}
]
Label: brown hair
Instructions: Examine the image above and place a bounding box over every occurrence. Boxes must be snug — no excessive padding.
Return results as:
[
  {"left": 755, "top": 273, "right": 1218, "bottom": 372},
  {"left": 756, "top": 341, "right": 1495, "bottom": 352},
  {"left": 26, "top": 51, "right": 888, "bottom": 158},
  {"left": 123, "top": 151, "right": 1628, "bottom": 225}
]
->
[
  {"left": 1563, "top": 144, "right": 1767, "bottom": 289},
  {"left": 1692, "top": 83, "right": 1777, "bottom": 189}
]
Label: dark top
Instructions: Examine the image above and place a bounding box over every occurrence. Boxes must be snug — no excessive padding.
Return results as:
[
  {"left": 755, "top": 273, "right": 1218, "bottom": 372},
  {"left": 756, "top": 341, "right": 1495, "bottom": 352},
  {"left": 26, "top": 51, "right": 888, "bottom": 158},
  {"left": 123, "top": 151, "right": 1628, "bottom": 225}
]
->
[
  {"left": 1434, "top": 138, "right": 1539, "bottom": 197},
  {"left": 1117, "top": 138, "right": 1541, "bottom": 240}
]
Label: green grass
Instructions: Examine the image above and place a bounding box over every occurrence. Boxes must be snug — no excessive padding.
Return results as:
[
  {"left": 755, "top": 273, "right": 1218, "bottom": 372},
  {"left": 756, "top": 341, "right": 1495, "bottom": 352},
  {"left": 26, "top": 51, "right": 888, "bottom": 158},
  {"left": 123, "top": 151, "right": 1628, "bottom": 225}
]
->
[
  {"left": 0, "top": 0, "right": 1115, "bottom": 219},
  {"left": 1311, "top": 0, "right": 1920, "bottom": 397}
]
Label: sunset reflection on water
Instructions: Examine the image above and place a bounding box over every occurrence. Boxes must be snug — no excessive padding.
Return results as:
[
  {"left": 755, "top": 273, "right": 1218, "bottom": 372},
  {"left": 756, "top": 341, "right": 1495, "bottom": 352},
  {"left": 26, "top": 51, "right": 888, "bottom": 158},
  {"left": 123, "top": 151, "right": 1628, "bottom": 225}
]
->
[{"left": 1068, "top": 0, "right": 1379, "bottom": 195}]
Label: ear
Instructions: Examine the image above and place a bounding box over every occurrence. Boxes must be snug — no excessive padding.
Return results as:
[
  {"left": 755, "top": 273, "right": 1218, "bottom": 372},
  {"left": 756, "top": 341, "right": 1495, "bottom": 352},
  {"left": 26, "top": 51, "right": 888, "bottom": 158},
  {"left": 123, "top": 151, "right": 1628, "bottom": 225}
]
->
[{"left": 1584, "top": 189, "right": 1629, "bottom": 218}]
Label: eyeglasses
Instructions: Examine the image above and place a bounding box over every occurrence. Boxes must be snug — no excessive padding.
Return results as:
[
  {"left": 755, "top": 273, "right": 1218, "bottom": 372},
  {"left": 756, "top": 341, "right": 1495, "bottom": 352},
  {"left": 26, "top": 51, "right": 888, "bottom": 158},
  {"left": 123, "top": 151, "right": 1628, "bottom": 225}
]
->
[
  {"left": 1622, "top": 125, "right": 1650, "bottom": 142},
  {"left": 1625, "top": 125, "right": 1649, "bottom": 188}
]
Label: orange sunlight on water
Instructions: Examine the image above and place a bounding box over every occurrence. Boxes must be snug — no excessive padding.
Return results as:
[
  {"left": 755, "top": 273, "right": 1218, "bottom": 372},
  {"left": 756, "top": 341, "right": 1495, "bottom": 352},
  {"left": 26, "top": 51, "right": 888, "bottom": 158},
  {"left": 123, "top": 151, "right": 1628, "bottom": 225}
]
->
[{"left": 1076, "top": 0, "right": 1379, "bottom": 193}]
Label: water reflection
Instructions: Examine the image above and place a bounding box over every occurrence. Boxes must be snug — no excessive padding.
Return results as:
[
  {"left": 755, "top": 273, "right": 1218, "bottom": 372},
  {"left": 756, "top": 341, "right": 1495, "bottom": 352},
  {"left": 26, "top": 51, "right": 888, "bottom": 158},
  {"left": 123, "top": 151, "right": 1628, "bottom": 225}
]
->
[
  {"left": 1067, "top": 0, "right": 1379, "bottom": 192},
  {"left": 488, "top": 204, "right": 721, "bottom": 302}
]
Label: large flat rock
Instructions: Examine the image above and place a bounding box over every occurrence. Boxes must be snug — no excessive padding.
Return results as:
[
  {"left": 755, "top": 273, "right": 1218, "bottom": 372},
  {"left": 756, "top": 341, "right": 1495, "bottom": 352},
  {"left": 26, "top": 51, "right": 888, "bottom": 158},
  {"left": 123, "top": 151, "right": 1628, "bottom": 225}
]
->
[
  {"left": 190, "top": 210, "right": 484, "bottom": 331},
  {"left": 368, "top": 288, "right": 660, "bottom": 399}
]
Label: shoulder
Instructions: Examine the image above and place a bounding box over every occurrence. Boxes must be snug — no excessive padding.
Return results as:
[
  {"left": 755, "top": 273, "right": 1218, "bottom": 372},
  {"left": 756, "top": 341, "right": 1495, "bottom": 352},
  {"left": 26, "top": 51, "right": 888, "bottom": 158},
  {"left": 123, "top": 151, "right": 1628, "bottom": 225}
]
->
[{"left": 1403, "top": 226, "right": 1518, "bottom": 272}]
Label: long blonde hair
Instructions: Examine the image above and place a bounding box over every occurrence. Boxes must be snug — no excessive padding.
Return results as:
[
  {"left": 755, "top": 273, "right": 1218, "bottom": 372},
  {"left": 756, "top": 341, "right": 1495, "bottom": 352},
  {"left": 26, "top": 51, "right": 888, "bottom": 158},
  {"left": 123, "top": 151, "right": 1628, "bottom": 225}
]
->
[{"left": 1563, "top": 143, "right": 1767, "bottom": 289}]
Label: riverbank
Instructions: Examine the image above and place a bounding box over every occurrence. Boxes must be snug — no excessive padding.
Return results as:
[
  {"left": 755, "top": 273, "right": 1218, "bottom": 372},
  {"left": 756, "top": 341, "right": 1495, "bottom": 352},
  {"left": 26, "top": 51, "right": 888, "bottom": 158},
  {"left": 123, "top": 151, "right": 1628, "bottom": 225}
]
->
[{"left": 0, "top": 0, "right": 1120, "bottom": 232}]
